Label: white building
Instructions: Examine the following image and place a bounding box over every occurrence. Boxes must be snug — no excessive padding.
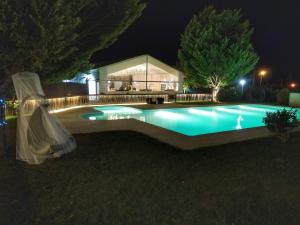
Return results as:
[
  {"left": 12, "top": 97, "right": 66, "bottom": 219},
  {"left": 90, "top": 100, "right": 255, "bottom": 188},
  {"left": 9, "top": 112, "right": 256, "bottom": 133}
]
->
[{"left": 66, "top": 55, "right": 184, "bottom": 95}]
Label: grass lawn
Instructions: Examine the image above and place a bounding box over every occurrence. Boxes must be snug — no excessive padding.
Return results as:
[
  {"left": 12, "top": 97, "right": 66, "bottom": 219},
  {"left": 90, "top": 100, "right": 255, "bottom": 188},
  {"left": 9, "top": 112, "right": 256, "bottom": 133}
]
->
[{"left": 1, "top": 121, "right": 300, "bottom": 225}]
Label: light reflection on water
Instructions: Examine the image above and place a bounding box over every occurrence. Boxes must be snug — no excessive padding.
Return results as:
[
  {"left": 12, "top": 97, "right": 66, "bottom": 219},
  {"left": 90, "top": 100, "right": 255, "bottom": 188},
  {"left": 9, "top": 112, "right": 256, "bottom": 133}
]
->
[{"left": 82, "top": 105, "right": 299, "bottom": 136}]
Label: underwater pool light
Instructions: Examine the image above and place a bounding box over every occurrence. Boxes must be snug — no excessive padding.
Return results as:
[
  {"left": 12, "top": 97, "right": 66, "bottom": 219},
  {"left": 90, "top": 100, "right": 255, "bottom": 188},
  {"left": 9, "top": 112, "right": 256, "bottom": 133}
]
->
[
  {"left": 239, "top": 105, "right": 276, "bottom": 112},
  {"left": 155, "top": 110, "right": 185, "bottom": 119},
  {"left": 95, "top": 106, "right": 142, "bottom": 115},
  {"left": 216, "top": 107, "right": 242, "bottom": 114},
  {"left": 188, "top": 108, "right": 217, "bottom": 117}
]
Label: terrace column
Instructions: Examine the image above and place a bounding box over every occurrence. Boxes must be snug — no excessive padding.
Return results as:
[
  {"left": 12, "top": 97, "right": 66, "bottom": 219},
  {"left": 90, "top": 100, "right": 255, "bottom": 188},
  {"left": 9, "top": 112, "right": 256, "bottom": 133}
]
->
[
  {"left": 146, "top": 55, "right": 149, "bottom": 90},
  {"left": 99, "top": 68, "right": 108, "bottom": 94}
]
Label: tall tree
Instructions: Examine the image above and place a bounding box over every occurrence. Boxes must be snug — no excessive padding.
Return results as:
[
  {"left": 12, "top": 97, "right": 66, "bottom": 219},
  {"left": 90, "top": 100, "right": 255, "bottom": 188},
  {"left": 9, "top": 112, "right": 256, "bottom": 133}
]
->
[
  {"left": 0, "top": 0, "right": 146, "bottom": 97},
  {"left": 178, "top": 7, "right": 259, "bottom": 101}
]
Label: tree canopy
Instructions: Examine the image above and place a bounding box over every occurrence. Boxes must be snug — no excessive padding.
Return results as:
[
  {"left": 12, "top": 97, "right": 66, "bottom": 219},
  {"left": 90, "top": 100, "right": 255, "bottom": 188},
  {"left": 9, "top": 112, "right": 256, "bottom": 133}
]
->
[
  {"left": 178, "top": 7, "right": 259, "bottom": 101},
  {"left": 0, "top": 0, "right": 146, "bottom": 97}
]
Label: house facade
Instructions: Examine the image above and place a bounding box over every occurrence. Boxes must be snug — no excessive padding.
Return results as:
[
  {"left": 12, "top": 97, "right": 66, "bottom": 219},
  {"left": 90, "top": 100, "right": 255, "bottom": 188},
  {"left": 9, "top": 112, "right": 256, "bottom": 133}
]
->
[{"left": 64, "top": 55, "right": 184, "bottom": 95}]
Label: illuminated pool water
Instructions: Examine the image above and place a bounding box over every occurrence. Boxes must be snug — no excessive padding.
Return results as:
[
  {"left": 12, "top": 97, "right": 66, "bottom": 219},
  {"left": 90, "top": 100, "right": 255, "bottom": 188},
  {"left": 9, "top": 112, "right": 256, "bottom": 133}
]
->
[{"left": 81, "top": 105, "right": 300, "bottom": 136}]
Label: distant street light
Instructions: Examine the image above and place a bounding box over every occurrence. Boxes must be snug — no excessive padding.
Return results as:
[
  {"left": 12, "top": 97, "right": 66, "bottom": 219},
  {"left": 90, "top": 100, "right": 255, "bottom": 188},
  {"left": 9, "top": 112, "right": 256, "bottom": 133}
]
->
[
  {"left": 239, "top": 79, "right": 246, "bottom": 94},
  {"left": 290, "top": 83, "right": 297, "bottom": 89},
  {"left": 259, "top": 69, "right": 268, "bottom": 86}
]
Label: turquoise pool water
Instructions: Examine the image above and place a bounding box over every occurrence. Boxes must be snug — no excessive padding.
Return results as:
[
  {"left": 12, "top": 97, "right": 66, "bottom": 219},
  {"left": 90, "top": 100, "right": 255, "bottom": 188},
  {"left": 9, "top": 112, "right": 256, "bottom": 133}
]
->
[{"left": 82, "top": 105, "right": 300, "bottom": 136}]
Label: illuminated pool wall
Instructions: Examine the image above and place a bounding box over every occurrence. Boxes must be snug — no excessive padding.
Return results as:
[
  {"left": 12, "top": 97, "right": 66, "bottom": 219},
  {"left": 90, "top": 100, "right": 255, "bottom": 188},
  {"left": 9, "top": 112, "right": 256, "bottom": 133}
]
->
[{"left": 5, "top": 93, "right": 213, "bottom": 117}]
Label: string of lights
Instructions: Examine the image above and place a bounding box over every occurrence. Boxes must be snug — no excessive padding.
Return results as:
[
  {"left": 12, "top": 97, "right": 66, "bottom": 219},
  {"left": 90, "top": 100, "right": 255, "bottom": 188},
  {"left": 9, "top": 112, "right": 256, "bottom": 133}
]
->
[{"left": 0, "top": 98, "right": 7, "bottom": 127}]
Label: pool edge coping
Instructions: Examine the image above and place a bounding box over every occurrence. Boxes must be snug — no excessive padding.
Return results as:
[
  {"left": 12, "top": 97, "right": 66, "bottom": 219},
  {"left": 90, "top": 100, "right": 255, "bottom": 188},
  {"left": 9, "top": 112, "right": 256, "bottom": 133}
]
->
[{"left": 56, "top": 104, "right": 300, "bottom": 150}]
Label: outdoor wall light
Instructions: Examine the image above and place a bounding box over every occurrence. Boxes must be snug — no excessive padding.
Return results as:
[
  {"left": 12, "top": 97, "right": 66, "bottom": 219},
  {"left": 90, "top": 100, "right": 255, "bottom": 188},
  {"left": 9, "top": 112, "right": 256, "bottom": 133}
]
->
[{"left": 239, "top": 79, "right": 246, "bottom": 93}]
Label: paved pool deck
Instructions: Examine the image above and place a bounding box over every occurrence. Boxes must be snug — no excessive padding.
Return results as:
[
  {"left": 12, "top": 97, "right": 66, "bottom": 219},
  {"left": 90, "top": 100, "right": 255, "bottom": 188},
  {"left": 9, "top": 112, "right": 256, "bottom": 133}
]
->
[{"left": 56, "top": 103, "right": 300, "bottom": 150}]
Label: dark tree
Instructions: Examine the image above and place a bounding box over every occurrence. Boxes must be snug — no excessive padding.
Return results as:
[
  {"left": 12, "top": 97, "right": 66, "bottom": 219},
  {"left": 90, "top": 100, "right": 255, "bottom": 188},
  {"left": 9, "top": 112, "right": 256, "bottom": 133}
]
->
[
  {"left": 0, "top": 0, "right": 146, "bottom": 97},
  {"left": 178, "top": 7, "right": 259, "bottom": 101}
]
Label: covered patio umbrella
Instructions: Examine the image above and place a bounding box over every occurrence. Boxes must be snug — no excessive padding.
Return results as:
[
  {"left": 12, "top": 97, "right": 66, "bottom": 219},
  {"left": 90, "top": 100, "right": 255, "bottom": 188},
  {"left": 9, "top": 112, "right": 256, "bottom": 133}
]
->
[{"left": 12, "top": 72, "right": 76, "bottom": 165}]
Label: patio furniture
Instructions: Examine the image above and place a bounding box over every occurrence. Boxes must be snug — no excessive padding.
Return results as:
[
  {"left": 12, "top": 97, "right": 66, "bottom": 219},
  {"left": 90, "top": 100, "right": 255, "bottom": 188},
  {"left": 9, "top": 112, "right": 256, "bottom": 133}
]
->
[
  {"left": 157, "top": 97, "right": 164, "bottom": 104},
  {"left": 146, "top": 98, "right": 156, "bottom": 104},
  {"left": 12, "top": 72, "right": 77, "bottom": 165},
  {"left": 146, "top": 97, "right": 165, "bottom": 104}
]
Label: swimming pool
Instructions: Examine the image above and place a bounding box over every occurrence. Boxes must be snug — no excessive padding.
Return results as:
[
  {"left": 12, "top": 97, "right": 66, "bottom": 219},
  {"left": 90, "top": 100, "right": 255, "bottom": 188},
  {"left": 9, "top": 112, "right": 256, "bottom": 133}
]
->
[{"left": 82, "top": 105, "right": 300, "bottom": 136}]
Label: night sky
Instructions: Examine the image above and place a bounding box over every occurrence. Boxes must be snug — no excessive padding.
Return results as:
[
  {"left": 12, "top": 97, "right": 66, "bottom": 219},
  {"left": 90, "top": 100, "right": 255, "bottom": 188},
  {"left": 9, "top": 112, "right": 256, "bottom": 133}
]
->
[{"left": 92, "top": 0, "right": 300, "bottom": 83}]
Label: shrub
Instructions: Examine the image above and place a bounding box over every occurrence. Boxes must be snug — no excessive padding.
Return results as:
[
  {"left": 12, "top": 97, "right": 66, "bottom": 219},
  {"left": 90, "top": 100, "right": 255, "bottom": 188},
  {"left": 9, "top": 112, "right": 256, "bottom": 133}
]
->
[
  {"left": 217, "top": 87, "right": 243, "bottom": 102},
  {"left": 5, "top": 100, "right": 19, "bottom": 116},
  {"left": 263, "top": 109, "right": 299, "bottom": 143}
]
